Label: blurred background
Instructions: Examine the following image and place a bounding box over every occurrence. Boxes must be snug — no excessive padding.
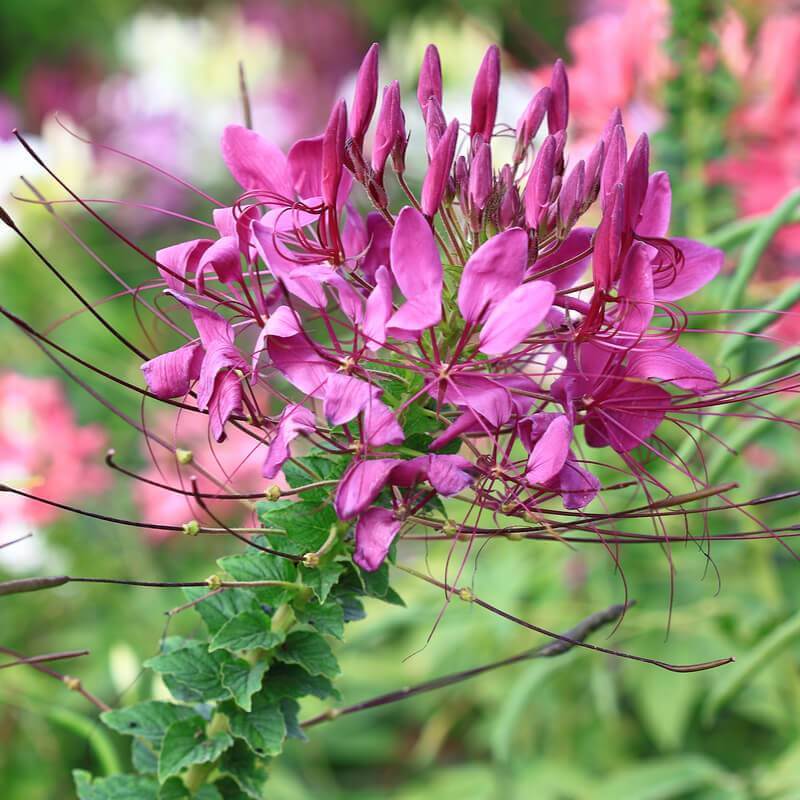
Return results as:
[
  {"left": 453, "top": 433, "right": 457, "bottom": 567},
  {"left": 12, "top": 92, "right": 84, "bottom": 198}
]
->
[{"left": 2, "top": 0, "right": 800, "bottom": 797}]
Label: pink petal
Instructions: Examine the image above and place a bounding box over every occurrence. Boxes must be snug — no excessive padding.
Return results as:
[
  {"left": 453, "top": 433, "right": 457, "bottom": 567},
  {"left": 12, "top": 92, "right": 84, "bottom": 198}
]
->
[
  {"left": 417, "top": 44, "right": 443, "bottom": 112},
  {"left": 478, "top": 280, "right": 555, "bottom": 355},
  {"left": 444, "top": 373, "right": 513, "bottom": 427},
  {"left": 197, "top": 235, "right": 242, "bottom": 288},
  {"left": 354, "top": 507, "right": 401, "bottom": 572},
  {"left": 362, "top": 266, "right": 393, "bottom": 351},
  {"left": 389, "top": 206, "right": 443, "bottom": 329},
  {"left": 387, "top": 292, "right": 442, "bottom": 337},
  {"left": 469, "top": 45, "right": 501, "bottom": 142},
  {"left": 652, "top": 238, "right": 723, "bottom": 301},
  {"left": 552, "top": 459, "right": 600, "bottom": 509},
  {"left": 335, "top": 458, "right": 401, "bottom": 519},
  {"left": 390, "top": 455, "right": 473, "bottom": 495},
  {"left": 628, "top": 342, "right": 717, "bottom": 392},
  {"left": 221, "top": 125, "right": 292, "bottom": 195},
  {"left": 207, "top": 370, "right": 243, "bottom": 442},
  {"left": 196, "top": 339, "right": 246, "bottom": 410},
  {"left": 528, "top": 227, "right": 593, "bottom": 291},
  {"left": 350, "top": 43, "right": 380, "bottom": 148},
  {"left": 268, "top": 334, "right": 336, "bottom": 398},
  {"left": 361, "top": 212, "right": 392, "bottom": 283},
  {"left": 262, "top": 405, "right": 316, "bottom": 479},
  {"left": 141, "top": 342, "right": 203, "bottom": 399},
  {"left": 252, "top": 306, "right": 303, "bottom": 375},
  {"left": 458, "top": 227, "right": 528, "bottom": 323},
  {"left": 156, "top": 239, "right": 213, "bottom": 291},
  {"left": 323, "top": 374, "right": 379, "bottom": 426},
  {"left": 363, "top": 398, "right": 405, "bottom": 446},
  {"left": 638, "top": 171, "right": 671, "bottom": 238},
  {"left": 617, "top": 242, "right": 655, "bottom": 335},
  {"left": 421, "top": 118, "right": 458, "bottom": 218},
  {"left": 525, "top": 415, "right": 572, "bottom": 485}
]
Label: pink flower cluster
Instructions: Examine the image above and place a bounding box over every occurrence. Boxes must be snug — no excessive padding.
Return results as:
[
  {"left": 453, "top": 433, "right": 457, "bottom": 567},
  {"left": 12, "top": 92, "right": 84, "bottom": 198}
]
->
[
  {"left": 0, "top": 372, "right": 108, "bottom": 529},
  {"left": 141, "top": 44, "right": 724, "bottom": 572}
]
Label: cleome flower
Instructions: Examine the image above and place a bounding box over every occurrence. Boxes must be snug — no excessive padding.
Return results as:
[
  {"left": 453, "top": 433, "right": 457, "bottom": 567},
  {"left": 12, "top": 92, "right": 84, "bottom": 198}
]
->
[{"left": 134, "top": 42, "right": 772, "bottom": 573}]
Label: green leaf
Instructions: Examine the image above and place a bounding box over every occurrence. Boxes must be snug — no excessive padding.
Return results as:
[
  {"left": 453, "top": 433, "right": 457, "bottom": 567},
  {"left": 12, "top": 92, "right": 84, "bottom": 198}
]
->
[
  {"left": 358, "top": 561, "right": 389, "bottom": 598},
  {"left": 101, "top": 701, "right": 196, "bottom": 742},
  {"left": 294, "top": 599, "right": 345, "bottom": 639},
  {"left": 227, "top": 694, "right": 286, "bottom": 756},
  {"left": 299, "top": 560, "right": 345, "bottom": 603},
  {"left": 282, "top": 454, "right": 348, "bottom": 502},
  {"left": 275, "top": 631, "right": 340, "bottom": 679},
  {"left": 218, "top": 551, "right": 297, "bottom": 606},
  {"left": 158, "top": 716, "right": 234, "bottom": 783},
  {"left": 256, "top": 499, "right": 337, "bottom": 556},
  {"left": 131, "top": 739, "right": 158, "bottom": 775},
  {"left": 217, "top": 740, "right": 269, "bottom": 798},
  {"left": 73, "top": 770, "right": 157, "bottom": 800},
  {"left": 280, "top": 698, "right": 307, "bottom": 742},
  {"left": 221, "top": 659, "right": 268, "bottom": 712},
  {"left": 261, "top": 662, "right": 341, "bottom": 702},
  {"left": 182, "top": 587, "right": 261, "bottom": 636},
  {"left": 157, "top": 778, "right": 190, "bottom": 800},
  {"left": 209, "top": 610, "right": 286, "bottom": 653},
  {"left": 145, "top": 646, "right": 232, "bottom": 703}
]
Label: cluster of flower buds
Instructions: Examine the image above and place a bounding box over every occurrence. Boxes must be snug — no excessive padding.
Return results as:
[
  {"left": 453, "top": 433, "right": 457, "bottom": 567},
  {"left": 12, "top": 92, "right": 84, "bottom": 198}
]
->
[{"left": 103, "top": 43, "right": 793, "bottom": 573}]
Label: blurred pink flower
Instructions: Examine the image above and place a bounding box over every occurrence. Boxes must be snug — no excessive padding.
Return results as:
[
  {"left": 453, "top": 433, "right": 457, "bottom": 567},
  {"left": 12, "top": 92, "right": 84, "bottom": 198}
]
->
[
  {"left": 134, "top": 409, "right": 275, "bottom": 538},
  {"left": 535, "top": 0, "right": 671, "bottom": 156},
  {"left": 0, "top": 372, "right": 108, "bottom": 528},
  {"left": 712, "top": 11, "right": 800, "bottom": 266}
]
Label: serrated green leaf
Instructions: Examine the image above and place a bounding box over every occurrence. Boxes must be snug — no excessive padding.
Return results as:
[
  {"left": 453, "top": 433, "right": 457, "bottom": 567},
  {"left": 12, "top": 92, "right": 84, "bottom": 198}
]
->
[
  {"left": 282, "top": 454, "right": 348, "bottom": 502},
  {"left": 209, "top": 610, "right": 286, "bottom": 653},
  {"left": 182, "top": 587, "right": 261, "bottom": 636},
  {"left": 101, "top": 701, "right": 196, "bottom": 742},
  {"left": 358, "top": 561, "right": 389, "bottom": 598},
  {"left": 221, "top": 659, "right": 268, "bottom": 712},
  {"left": 262, "top": 662, "right": 341, "bottom": 701},
  {"left": 158, "top": 716, "right": 233, "bottom": 783},
  {"left": 227, "top": 694, "right": 286, "bottom": 756},
  {"left": 275, "top": 631, "right": 340, "bottom": 679},
  {"left": 157, "top": 777, "right": 190, "bottom": 800},
  {"left": 132, "top": 739, "right": 158, "bottom": 775},
  {"left": 73, "top": 770, "right": 158, "bottom": 800},
  {"left": 280, "top": 698, "right": 307, "bottom": 742},
  {"left": 294, "top": 599, "right": 345, "bottom": 639},
  {"left": 299, "top": 560, "right": 344, "bottom": 603},
  {"left": 256, "top": 499, "right": 337, "bottom": 556},
  {"left": 217, "top": 551, "right": 297, "bottom": 606},
  {"left": 217, "top": 739, "right": 269, "bottom": 799},
  {"left": 145, "top": 646, "right": 232, "bottom": 703}
]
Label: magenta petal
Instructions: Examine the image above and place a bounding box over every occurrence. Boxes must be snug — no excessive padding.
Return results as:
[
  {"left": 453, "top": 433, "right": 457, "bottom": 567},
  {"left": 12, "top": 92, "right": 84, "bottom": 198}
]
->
[
  {"left": 287, "top": 135, "right": 323, "bottom": 199},
  {"left": 207, "top": 370, "right": 243, "bottom": 442},
  {"left": 524, "top": 135, "right": 556, "bottom": 229},
  {"left": 525, "top": 415, "right": 572, "bottom": 485},
  {"left": 330, "top": 275, "right": 364, "bottom": 323},
  {"left": 363, "top": 266, "right": 393, "bottom": 351},
  {"left": 417, "top": 44, "right": 443, "bottom": 112},
  {"left": 600, "top": 124, "right": 627, "bottom": 205},
  {"left": 157, "top": 239, "right": 213, "bottom": 291},
  {"left": 617, "top": 242, "right": 655, "bottom": 335},
  {"left": 262, "top": 405, "right": 316, "bottom": 479},
  {"left": 429, "top": 411, "right": 478, "bottom": 450},
  {"left": 221, "top": 125, "right": 292, "bottom": 195},
  {"left": 196, "top": 339, "right": 246, "bottom": 410},
  {"left": 372, "top": 81, "right": 403, "bottom": 181},
  {"left": 653, "top": 238, "right": 723, "bottom": 301},
  {"left": 528, "top": 227, "right": 593, "bottom": 291},
  {"left": 444, "top": 374, "right": 513, "bottom": 427},
  {"left": 335, "top": 458, "right": 401, "bottom": 519},
  {"left": 479, "top": 280, "right": 555, "bottom": 355},
  {"left": 547, "top": 58, "right": 569, "bottom": 134},
  {"left": 363, "top": 398, "right": 405, "bottom": 446},
  {"left": 628, "top": 342, "right": 717, "bottom": 392},
  {"left": 361, "top": 212, "right": 392, "bottom": 283},
  {"left": 268, "top": 334, "right": 336, "bottom": 398},
  {"left": 323, "top": 373, "right": 379, "bottom": 426},
  {"left": 350, "top": 43, "right": 380, "bottom": 148},
  {"left": 141, "top": 342, "right": 203, "bottom": 399},
  {"left": 354, "top": 507, "right": 401, "bottom": 572},
  {"left": 265, "top": 305, "right": 303, "bottom": 338},
  {"left": 426, "top": 454, "right": 474, "bottom": 495},
  {"left": 458, "top": 227, "right": 528, "bottom": 323},
  {"left": 622, "top": 133, "right": 650, "bottom": 232},
  {"left": 638, "top": 171, "right": 671, "bottom": 238},
  {"left": 198, "top": 235, "right": 242, "bottom": 287},
  {"left": 387, "top": 291, "right": 442, "bottom": 336},
  {"left": 321, "top": 99, "right": 348, "bottom": 208},
  {"left": 552, "top": 459, "right": 600, "bottom": 509}
]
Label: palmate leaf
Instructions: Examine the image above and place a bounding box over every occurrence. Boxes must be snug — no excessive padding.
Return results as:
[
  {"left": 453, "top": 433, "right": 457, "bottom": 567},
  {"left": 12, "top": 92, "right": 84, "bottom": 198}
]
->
[
  {"left": 299, "top": 559, "right": 345, "bottom": 604},
  {"left": 157, "top": 716, "right": 234, "bottom": 783}
]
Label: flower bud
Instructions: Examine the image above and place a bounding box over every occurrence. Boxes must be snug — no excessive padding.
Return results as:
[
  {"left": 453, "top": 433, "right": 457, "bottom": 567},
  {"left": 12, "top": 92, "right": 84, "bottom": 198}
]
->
[
  {"left": 417, "top": 44, "right": 443, "bottom": 113},
  {"left": 514, "top": 86, "right": 550, "bottom": 165},
  {"left": 322, "top": 99, "right": 348, "bottom": 208},
  {"left": 558, "top": 159, "right": 585, "bottom": 232},
  {"left": 601, "top": 123, "right": 627, "bottom": 207},
  {"left": 524, "top": 135, "right": 556, "bottom": 229},
  {"left": 350, "top": 43, "right": 379, "bottom": 151},
  {"left": 372, "top": 82, "right": 402, "bottom": 183},
  {"left": 421, "top": 117, "right": 459, "bottom": 218},
  {"left": 424, "top": 96, "right": 447, "bottom": 161},
  {"left": 583, "top": 139, "right": 604, "bottom": 207},
  {"left": 547, "top": 58, "right": 569, "bottom": 134},
  {"left": 469, "top": 140, "right": 493, "bottom": 214},
  {"left": 470, "top": 45, "right": 501, "bottom": 142}
]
